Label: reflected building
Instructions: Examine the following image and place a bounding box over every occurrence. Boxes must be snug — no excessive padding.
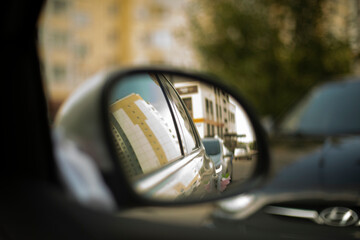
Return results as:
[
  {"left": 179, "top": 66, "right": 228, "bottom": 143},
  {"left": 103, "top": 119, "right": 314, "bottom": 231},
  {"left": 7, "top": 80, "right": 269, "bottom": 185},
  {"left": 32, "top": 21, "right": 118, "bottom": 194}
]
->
[
  {"left": 174, "top": 81, "right": 236, "bottom": 139},
  {"left": 110, "top": 93, "right": 180, "bottom": 176}
]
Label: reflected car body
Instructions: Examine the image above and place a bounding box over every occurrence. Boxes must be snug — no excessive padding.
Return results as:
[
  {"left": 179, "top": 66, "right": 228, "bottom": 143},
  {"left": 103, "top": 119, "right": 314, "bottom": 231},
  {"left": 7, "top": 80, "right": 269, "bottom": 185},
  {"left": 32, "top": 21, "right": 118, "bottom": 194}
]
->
[
  {"left": 213, "top": 77, "right": 360, "bottom": 237},
  {"left": 202, "top": 138, "right": 233, "bottom": 179}
]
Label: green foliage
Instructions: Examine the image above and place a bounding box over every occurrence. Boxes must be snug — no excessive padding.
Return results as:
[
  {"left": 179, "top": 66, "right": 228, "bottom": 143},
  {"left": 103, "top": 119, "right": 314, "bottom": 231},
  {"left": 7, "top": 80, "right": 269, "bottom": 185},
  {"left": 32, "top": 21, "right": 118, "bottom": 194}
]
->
[
  {"left": 222, "top": 173, "right": 230, "bottom": 178},
  {"left": 188, "top": 0, "right": 353, "bottom": 117}
]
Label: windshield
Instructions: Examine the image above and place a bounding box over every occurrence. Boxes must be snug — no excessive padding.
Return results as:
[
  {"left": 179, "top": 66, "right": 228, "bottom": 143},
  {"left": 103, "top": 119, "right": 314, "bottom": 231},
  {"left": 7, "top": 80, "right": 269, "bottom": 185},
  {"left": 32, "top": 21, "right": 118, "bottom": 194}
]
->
[
  {"left": 279, "top": 80, "right": 360, "bottom": 136},
  {"left": 202, "top": 140, "right": 221, "bottom": 156}
]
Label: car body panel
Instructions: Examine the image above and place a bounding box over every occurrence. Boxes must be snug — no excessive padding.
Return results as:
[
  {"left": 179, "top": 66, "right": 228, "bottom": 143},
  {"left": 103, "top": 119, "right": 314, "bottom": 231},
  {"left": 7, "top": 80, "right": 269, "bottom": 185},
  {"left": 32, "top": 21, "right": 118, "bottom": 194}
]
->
[
  {"left": 134, "top": 148, "right": 216, "bottom": 200},
  {"left": 202, "top": 138, "right": 233, "bottom": 177},
  {"left": 214, "top": 78, "right": 360, "bottom": 232},
  {"left": 266, "top": 136, "right": 360, "bottom": 197}
]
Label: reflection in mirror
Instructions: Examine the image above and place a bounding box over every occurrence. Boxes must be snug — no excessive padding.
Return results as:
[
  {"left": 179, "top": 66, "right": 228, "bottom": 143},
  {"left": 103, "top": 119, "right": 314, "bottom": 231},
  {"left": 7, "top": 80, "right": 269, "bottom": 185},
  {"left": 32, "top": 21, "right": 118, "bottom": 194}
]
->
[{"left": 108, "top": 72, "right": 258, "bottom": 202}]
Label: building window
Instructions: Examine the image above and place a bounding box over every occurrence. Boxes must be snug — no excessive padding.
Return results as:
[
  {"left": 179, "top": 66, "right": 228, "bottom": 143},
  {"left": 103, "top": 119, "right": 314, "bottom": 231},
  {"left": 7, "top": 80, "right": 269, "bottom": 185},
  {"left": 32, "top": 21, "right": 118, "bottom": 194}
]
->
[
  {"left": 216, "top": 104, "right": 219, "bottom": 119},
  {"left": 52, "top": 0, "right": 68, "bottom": 14},
  {"left": 50, "top": 31, "right": 68, "bottom": 48},
  {"left": 74, "top": 44, "right": 88, "bottom": 59},
  {"left": 205, "top": 99, "right": 209, "bottom": 114},
  {"left": 53, "top": 65, "right": 66, "bottom": 82},
  {"left": 231, "top": 113, "right": 235, "bottom": 123},
  {"left": 182, "top": 97, "right": 193, "bottom": 118}
]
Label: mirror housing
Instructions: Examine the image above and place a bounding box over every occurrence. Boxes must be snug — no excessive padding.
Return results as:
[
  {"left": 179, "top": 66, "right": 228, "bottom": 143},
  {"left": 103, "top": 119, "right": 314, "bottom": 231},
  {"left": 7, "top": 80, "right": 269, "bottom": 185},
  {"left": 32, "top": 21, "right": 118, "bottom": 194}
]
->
[{"left": 54, "top": 67, "right": 270, "bottom": 208}]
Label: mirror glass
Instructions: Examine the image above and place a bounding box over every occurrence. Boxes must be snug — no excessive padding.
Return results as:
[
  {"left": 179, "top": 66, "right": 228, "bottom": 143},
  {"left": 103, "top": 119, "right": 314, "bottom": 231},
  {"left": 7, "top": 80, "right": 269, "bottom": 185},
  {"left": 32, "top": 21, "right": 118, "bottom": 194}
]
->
[{"left": 107, "top": 72, "right": 258, "bottom": 202}]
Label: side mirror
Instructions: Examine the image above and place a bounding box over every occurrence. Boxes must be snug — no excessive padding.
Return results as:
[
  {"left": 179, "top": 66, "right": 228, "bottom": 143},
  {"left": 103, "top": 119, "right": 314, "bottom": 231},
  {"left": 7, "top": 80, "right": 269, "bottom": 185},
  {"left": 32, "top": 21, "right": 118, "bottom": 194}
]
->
[{"left": 55, "top": 67, "right": 269, "bottom": 208}]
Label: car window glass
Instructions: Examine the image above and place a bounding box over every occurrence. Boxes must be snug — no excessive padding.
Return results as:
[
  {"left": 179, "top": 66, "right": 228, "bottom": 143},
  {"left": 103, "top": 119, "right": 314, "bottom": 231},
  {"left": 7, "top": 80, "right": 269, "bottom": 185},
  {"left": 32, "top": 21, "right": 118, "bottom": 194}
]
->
[
  {"left": 202, "top": 140, "right": 221, "bottom": 155},
  {"left": 280, "top": 81, "right": 360, "bottom": 135},
  {"left": 158, "top": 75, "right": 198, "bottom": 154},
  {"left": 109, "top": 74, "right": 182, "bottom": 177}
]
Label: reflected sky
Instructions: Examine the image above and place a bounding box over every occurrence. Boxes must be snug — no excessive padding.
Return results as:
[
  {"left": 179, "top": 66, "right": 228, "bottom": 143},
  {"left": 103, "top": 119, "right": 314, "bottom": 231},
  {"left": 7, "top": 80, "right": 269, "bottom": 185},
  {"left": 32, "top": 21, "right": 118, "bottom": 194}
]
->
[
  {"left": 109, "top": 74, "right": 171, "bottom": 121},
  {"left": 230, "top": 97, "right": 255, "bottom": 143}
]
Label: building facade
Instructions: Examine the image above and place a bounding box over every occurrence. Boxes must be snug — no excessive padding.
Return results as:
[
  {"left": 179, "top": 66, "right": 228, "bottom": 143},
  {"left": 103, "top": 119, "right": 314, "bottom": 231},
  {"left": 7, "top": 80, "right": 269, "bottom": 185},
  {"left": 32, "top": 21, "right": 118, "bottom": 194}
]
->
[
  {"left": 110, "top": 93, "right": 181, "bottom": 177},
  {"left": 39, "top": 0, "right": 199, "bottom": 119},
  {"left": 39, "top": 0, "right": 360, "bottom": 120},
  {"left": 174, "top": 81, "right": 236, "bottom": 139}
]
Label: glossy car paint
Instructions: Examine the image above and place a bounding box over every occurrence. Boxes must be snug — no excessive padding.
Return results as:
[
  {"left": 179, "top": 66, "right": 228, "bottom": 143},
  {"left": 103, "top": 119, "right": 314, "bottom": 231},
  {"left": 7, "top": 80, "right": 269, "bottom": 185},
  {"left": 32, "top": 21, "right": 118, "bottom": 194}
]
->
[
  {"left": 202, "top": 138, "right": 223, "bottom": 169},
  {"left": 202, "top": 138, "right": 233, "bottom": 177},
  {"left": 212, "top": 79, "right": 360, "bottom": 239},
  {"left": 135, "top": 148, "right": 215, "bottom": 200}
]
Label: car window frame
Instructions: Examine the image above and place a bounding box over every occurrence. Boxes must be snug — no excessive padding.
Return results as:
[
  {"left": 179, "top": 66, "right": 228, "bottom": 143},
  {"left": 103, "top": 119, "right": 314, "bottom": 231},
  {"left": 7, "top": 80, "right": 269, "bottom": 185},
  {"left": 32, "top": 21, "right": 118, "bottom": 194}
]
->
[
  {"left": 157, "top": 73, "right": 201, "bottom": 155},
  {"left": 152, "top": 73, "right": 186, "bottom": 157},
  {"left": 108, "top": 74, "right": 188, "bottom": 178}
]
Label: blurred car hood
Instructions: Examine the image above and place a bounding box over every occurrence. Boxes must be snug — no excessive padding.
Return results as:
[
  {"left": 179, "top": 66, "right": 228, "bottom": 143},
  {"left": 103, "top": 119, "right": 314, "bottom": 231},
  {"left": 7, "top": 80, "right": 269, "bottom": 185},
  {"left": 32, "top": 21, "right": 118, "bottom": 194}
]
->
[{"left": 264, "top": 135, "right": 360, "bottom": 200}]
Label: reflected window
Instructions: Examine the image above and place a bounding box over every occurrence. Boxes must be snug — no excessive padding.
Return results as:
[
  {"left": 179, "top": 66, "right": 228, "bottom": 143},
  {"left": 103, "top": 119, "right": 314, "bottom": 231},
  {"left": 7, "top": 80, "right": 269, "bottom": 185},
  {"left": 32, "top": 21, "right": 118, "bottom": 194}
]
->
[
  {"left": 182, "top": 97, "right": 193, "bottom": 118},
  {"left": 205, "top": 99, "right": 209, "bottom": 114},
  {"left": 209, "top": 100, "right": 213, "bottom": 118},
  {"left": 109, "top": 74, "right": 182, "bottom": 177}
]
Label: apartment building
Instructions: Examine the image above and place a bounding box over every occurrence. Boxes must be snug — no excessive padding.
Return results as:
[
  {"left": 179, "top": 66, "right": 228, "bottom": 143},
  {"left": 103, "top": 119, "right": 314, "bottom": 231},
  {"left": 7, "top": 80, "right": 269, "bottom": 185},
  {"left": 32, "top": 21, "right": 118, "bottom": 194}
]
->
[{"left": 110, "top": 93, "right": 181, "bottom": 176}]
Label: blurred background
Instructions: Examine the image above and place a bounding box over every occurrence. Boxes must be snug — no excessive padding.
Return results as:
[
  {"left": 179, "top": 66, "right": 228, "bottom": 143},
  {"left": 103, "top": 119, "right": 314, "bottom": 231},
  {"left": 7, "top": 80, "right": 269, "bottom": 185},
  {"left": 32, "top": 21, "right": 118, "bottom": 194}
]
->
[{"left": 38, "top": 0, "right": 360, "bottom": 122}]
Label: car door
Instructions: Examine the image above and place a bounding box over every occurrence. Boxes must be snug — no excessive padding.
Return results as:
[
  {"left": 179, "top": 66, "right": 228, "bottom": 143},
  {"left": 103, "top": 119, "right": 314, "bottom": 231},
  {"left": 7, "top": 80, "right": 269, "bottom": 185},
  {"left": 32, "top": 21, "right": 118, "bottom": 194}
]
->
[
  {"left": 109, "top": 73, "right": 216, "bottom": 201},
  {"left": 157, "top": 74, "right": 216, "bottom": 199}
]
